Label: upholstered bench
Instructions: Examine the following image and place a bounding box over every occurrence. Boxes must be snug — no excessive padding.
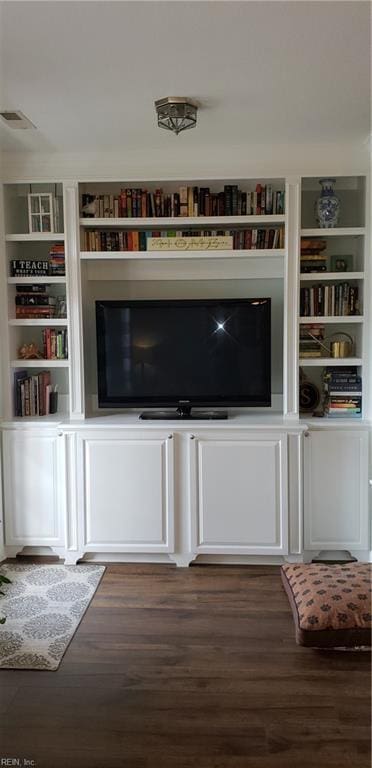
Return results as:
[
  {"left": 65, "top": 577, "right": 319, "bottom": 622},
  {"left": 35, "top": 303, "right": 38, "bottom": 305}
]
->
[{"left": 281, "top": 563, "right": 371, "bottom": 648}]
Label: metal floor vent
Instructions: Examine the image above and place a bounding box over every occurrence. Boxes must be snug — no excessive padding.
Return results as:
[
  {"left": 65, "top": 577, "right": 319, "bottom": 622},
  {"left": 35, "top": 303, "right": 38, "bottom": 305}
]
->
[{"left": 0, "top": 110, "right": 36, "bottom": 129}]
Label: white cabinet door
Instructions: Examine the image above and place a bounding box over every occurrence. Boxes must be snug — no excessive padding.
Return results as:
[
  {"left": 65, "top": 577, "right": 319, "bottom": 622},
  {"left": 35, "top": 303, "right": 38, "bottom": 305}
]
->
[
  {"left": 304, "top": 429, "right": 369, "bottom": 551},
  {"left": 78, "top": 431, "right": 174, "bottom": 552},
  {"left": 2, "top": 429, "right": 65, "bottom": 546},
  {"left": 190, "top": 432, "right": 288, "bottom": 555}
]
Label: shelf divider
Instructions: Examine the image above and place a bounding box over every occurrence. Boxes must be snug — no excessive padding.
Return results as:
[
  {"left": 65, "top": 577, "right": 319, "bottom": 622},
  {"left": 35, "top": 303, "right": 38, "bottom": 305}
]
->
[
  {"left": 80, "top": 215, "right": 286, "bottom": 228},
  {"left": 80, "top": 249, "right": 286, "bottom": 261},
  {"left": 300, "top": 227, "right": 365, "bottom": 237},
  {"left": 300, "top": 271, "right": 364, "bottom": 281},
  {"left": 10, "top": 359, "right": 70, "bottom": 368},
  {"left": 8, "top": 276, "right": 66, "bottom": 284},
  {"left": 299, "top": 357, "right": 362, "bottom": 367},
  {"left": 5, "top": 233, "right": 65, "bottom": 242},
  {"left": 9, "top": 319, "right": 68, "bottom": 327},
  {"left": 299, "top": 316, "right": 363, "bottom": 324}
]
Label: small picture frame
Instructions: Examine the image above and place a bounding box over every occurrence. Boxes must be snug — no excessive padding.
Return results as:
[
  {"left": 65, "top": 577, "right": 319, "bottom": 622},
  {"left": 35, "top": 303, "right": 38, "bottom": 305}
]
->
[
  {"left": 28, "top": 193, "right": 54, "bottom": 234},
  {"left": 330, "top": 254, "right": 354, "bottom": 272}
]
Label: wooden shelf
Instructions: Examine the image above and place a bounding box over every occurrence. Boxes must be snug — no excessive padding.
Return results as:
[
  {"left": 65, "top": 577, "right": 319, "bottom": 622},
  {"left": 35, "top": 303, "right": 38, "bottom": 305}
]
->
[
  {"left": 299, "top": 316, "right": 363, "bottom": 324},
  {"left": 300, "top": 272, "right": 364, "bottom": 281},
  {"left": 80, "top": 249, "right": 286, "bottom": 261},
  {"left": 301, "top": 227, "right": 365, "bottom": 237},
  {"left": 5, "top": 233, "right": 65, "bottom": 242},
  {"left": 299, "top": 357, "right": 362, "bottom": 367},
  {"left": 9, "top": 319, "right": 68, "bottom": 327},
  {"left": 80, "top": 215, "right": 286, "bottom": 228},
  {"left": 10, "top": 359, "right": 69, "bottom": 368},
  {"left": 8, "top": 276, "right": 66, "bottom": 284}
]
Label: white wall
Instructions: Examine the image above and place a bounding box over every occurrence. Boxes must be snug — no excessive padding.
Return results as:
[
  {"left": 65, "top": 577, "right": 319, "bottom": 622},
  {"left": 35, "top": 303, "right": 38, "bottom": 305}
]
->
[{"left": 0, "top": 141, "right": 369, "bottom": 183}]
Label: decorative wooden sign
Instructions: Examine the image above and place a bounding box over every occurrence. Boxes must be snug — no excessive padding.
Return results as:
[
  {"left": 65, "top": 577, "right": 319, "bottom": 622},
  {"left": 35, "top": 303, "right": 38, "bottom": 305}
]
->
[{"left": 147, "top": 236, "right": 233, "bottom": 251}]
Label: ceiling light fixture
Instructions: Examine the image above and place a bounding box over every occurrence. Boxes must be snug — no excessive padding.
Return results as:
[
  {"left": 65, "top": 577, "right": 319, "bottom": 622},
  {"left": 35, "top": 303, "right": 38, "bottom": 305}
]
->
[{"left": 155, "top": 97, "right": 198, "bottom": 136}]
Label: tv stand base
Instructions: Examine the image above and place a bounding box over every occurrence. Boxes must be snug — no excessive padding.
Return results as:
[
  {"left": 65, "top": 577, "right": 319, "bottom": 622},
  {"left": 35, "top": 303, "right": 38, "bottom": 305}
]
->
[{"left": 139, "top": 409, "right": 228, "bottom": 420}]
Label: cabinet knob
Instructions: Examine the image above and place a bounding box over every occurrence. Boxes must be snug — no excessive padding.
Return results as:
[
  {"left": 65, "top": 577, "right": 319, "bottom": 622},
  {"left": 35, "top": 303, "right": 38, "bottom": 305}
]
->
[
  {"left": 304, "top": 431, "right": 310, "bottom": 438},
  {"left": 168, "top": 434, "right": 173, "bottom": 440},
  {"left": 190, "top": 434, "right": 195, "bottom": 440}
]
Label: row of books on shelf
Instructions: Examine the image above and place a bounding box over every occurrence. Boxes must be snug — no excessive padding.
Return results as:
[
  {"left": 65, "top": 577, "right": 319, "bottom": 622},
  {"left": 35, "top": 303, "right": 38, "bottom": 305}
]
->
[
  {"left": 42, "top": 328, "right": 68, "bottom": 360},
  {"left": 14, "top": 370, "right": 57, "bottom": 417},
  {"left": 81, "top": 185, "right": 285, "bottom": 219},
  {"left": 323, "top": 367, "right": 362, "bottom": 418},
  {"left": 14, "top": 285, "right": 66, "bottom": 319},
  {"left": 300, "top": 283, "right": 360, "bottom": 317},
  {"left": 83, "top": 227, "right": 285, "bottom": 252}
]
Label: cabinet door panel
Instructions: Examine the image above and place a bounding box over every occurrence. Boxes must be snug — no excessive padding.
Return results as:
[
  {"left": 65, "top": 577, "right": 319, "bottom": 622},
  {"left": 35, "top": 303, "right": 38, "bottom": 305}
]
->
[
  {"left": 3, "top": 430, "right": 64, "bottom": 546},
  {"left": 304, "top": 430, "right": 368, "bottom": 550},
  {"left": 191, "top": 434, "right": 288, "bottom": 555},
  {"left": 82, "top": 436, "right": 174, "bottom": 552}
]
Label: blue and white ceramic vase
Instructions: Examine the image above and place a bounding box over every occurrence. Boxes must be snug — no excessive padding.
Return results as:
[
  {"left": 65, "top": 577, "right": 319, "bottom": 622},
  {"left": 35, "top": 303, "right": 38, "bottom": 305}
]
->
[{"left": 315, "top": 178, "right": 340, "bottom": 228}]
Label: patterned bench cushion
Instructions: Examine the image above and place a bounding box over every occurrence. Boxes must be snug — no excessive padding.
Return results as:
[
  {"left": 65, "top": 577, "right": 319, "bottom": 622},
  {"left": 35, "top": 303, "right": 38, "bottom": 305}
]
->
[{"left": 281, "top": 563, "right": 372, "bottom": 648}]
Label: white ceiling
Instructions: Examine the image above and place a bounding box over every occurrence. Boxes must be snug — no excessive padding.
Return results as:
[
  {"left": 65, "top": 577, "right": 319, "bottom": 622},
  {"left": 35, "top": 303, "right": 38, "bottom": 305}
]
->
[{"left": 0, "top": 1, "right": 370, "bottom": 154}]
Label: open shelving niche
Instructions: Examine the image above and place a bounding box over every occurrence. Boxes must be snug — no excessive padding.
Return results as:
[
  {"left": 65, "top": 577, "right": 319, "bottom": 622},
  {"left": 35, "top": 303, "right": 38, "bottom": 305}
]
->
[
  {"left": 299, "top": 175, "right": 369, "bottom": 421},
  {"left": 77, "top": 177, "right": 289, "bottom": 418},
  {"left": 1, "top": 182, "right": 70, "bottom": 421}
]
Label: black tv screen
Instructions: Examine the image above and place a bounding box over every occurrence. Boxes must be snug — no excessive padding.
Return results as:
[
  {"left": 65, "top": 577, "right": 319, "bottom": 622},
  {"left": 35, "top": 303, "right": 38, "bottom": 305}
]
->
[{"left": 96, "top": 298, "right": 271, "bottom": 410}]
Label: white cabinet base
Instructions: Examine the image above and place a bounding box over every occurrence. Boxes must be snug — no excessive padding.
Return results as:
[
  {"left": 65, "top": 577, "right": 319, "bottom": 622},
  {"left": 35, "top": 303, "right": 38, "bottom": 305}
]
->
[
  {"left": 75, "top": 430, "right": 174, "bottom": 554},
  {"left": 190, "top": 432, "right": 288, "bottom": 556},
  {"left": 304, "top": 429, "right": 369, "bottom": 551},
  {"left": 2, "top": 429, "right": 65, "bottom": 548},
  {"left": 4, "top": 419, "right": 368, "bottom": 566}
]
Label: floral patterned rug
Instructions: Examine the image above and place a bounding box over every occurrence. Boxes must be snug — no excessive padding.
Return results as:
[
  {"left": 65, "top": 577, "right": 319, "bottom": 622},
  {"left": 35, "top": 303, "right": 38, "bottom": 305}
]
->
[{"left": 0, "top": 563, "right": 105, "bottom": 670}]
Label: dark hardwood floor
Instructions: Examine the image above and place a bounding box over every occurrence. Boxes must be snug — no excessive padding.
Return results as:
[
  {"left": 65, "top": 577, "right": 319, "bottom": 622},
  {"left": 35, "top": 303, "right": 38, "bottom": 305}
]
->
[{"left": 0, "top": 564, "right": 370, "bottom": 768}]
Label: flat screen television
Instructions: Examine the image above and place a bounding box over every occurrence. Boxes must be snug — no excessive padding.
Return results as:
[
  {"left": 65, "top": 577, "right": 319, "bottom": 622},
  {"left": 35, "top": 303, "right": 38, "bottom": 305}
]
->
[{"left": 96, "top": 298, "right": 271, "bottom": 419}]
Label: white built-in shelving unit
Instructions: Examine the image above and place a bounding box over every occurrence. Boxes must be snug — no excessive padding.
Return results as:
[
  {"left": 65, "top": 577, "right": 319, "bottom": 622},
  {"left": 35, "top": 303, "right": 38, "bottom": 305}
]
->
[
  {"left": 299, "top": 175, "right": 369, "bottom": 418},
  {"left": 0, "top": 183, "right": 69, "bottom": 419},
  {"left": 0, "top": 173, "right": 370, "bottom": 566},
  {"left": 0, "top": 175, "right": 369, "bottom": 423}
]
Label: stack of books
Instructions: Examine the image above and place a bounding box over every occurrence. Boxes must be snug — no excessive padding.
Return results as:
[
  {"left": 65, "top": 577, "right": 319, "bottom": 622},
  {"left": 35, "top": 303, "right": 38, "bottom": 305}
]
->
[
  {"left": 14, "top": 370, "right": 55, "bottom": 417},
  {"left": 324, "top": 367, "right": 362, "bottom": 418},
  {"left": 299, "top": 324, "right": 325, "bottom": 358},
  {"left": 81, "top": 184, "right": 285, "bottom": 219},
  {"left": 301, "top": 238, "right": 327, "bottom": 273},
  {"left": 15, "top": 285, "right": 56, "bottom": 319},
  {"left": 48, "top": 244, "right": 65, "bottom": 276}
]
